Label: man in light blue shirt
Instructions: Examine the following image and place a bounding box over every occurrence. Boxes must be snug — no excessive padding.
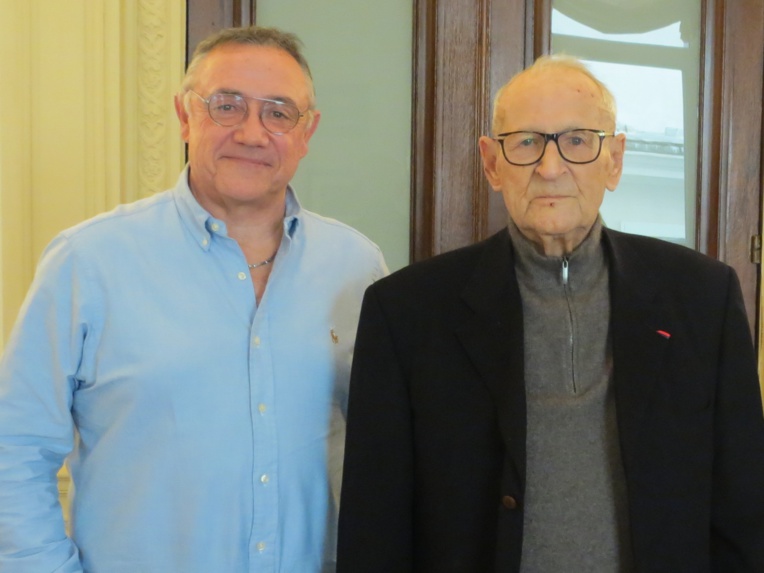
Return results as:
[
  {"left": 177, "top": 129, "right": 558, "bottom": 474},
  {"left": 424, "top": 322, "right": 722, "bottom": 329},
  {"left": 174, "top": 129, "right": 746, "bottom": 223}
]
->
[{"left": 0, "top": 26, "right": 386, "bottom": 572}]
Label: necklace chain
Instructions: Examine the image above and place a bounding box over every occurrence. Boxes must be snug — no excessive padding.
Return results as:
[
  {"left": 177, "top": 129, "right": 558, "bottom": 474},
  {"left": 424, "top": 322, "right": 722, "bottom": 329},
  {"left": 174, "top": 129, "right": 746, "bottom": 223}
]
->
[{"left": 248, "top": 252, "right": 277, "bottom": 270}]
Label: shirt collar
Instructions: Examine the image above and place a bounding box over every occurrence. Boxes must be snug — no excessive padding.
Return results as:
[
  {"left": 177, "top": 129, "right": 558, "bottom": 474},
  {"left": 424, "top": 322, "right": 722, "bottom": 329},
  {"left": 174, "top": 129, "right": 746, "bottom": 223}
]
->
[
  {"left": 283, "top": 184, "right": 301, "bottom": 239},
  {"left": 173, "top": 166, "right": 303, "bottom": 251}
]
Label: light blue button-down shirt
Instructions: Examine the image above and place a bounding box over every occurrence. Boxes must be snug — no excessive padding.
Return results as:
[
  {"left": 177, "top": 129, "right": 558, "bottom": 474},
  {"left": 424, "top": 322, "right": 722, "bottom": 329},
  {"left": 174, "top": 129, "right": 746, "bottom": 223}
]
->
[{"left": 0, "top": 169, "right": 387, "bottom": 572}]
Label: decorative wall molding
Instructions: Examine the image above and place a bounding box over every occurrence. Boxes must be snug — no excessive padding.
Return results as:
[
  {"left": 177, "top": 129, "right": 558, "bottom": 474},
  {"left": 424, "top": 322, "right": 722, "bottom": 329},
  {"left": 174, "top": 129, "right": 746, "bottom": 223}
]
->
[{"left": 124, "top": 0, "right": 186, "bottom": 203}]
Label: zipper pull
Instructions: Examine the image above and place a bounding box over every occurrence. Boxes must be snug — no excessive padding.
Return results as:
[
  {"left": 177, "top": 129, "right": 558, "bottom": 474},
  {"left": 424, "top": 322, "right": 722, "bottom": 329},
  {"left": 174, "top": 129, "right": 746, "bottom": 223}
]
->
[{"left": 561, "top": 256, "right": 569, "bottom": 286}]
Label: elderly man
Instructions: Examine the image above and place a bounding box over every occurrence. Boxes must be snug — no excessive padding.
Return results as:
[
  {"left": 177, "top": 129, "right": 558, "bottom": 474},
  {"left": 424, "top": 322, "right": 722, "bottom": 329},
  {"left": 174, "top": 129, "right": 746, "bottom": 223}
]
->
[
  {"left": 0, "top": 26, "right": 385, "bottom": 572},
  {"left": 337, "top": 55, "right": 764, "bottom": 572}
]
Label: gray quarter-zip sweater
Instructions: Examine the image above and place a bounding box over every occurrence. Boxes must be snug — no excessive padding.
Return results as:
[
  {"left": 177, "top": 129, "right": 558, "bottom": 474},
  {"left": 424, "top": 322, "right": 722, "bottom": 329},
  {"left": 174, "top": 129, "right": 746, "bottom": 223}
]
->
[{"left": 509, "top": 218, "right": 634, "bottom": 572}]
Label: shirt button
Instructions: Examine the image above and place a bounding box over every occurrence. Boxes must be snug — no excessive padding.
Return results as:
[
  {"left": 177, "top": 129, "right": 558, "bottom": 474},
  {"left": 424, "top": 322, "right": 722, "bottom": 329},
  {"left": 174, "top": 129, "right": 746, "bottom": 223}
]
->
[
  {"left": 201, "top": 238, "right": 209, "bottom": 246},
  {"left": 210, "top": 223, "right": 220, "bottom": 232},
  {"left": 253, "top": 336, "right": 261, "bottom": 347},
  {"left": 257, "top": 541, "right": 266, "bottom": 552},
  {"left": 237, "top": 272, "right": 247, "bottom": 280},
  {"left": 258, "top": 403, "right": 267, "bottom": 414},
  {"left": 260, "top": 474, "right": 270, "bottom": 484}
]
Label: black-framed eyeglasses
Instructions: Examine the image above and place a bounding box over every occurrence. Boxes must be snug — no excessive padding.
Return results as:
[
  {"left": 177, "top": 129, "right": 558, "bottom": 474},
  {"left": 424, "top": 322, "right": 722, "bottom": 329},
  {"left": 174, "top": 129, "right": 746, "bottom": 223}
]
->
[
  {"left": 188, "top": 90, "right": 308, "bottom": 135},
  {"left": 495, "top": 129, "right": 615, "bottom": 166}
]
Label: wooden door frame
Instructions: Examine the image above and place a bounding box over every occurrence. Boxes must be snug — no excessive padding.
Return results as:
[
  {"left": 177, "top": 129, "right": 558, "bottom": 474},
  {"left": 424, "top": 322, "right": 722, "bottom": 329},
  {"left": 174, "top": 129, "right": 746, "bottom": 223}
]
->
[
  {"left": 186, "top": 0, "right": 257, "bottom": 63},
  {"left": 411, "top": 0, "right": 528, "bottom": 261}
]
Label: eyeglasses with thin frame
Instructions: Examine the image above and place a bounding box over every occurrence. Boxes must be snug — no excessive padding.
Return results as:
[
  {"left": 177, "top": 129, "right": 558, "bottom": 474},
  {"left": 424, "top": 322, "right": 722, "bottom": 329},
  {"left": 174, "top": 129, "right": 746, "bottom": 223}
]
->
[
  {"left": 188, "top": 90, "right": 308, "bottom": 135},
  {"left": 495, "top": 129, "right": 615, "bottom": 166}
]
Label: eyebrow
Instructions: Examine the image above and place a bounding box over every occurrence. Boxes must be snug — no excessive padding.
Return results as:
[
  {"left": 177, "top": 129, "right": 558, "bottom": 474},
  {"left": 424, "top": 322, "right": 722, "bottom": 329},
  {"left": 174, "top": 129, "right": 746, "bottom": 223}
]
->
[{"left": 215, "top": 88, "right": 298, "bottom": 107}]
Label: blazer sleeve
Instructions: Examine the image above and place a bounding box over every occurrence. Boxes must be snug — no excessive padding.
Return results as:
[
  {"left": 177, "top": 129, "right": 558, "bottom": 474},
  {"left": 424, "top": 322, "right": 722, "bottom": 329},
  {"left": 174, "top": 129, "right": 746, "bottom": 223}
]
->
[
  {"left": 711, "top": 266, "right": 764, "bottom": 570},
  {"left": 337, "top": 284, "right": 415, "bottom": 573}
]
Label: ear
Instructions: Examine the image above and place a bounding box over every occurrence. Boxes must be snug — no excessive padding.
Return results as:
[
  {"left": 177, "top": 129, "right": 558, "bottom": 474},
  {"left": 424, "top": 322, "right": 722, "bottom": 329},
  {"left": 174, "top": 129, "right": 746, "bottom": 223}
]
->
[
  {"left": 303, "top": 109, "right": 321, "bottom": 144},
  {"left": 478, "top": 136, "right": 503, "bottom": 191},
  {"left": 296, "top": 110, "right": 321, "bottom": 160},
  {"left": 605, "top": 133, "right": 626, "bottom": 191},
  {"left": 174, "top": 93, "right": 191, "bottom": 143}
]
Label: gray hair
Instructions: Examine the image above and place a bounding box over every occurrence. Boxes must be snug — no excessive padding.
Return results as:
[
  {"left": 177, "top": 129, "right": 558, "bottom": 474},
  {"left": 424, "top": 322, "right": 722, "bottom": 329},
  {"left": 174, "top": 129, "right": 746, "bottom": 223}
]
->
[
  {"left": 182, "top": 26, "right": 316, "bottom": 108},
  {"left": 491, "top": 54, "right": 617, "bottom": 134}
]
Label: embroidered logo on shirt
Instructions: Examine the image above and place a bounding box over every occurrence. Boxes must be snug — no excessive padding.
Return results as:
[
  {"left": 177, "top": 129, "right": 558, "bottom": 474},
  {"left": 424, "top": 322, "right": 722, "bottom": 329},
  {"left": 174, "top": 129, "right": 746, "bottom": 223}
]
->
[{"left": 330, "top": 328, "right": 339, "bottom": 344}]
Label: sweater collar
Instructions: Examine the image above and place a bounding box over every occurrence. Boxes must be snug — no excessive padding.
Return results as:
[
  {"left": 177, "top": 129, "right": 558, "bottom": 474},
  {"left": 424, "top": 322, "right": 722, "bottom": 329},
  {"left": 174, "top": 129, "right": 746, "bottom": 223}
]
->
[{"left": 508, "top": 216, "right": 607, "bottom": 291}]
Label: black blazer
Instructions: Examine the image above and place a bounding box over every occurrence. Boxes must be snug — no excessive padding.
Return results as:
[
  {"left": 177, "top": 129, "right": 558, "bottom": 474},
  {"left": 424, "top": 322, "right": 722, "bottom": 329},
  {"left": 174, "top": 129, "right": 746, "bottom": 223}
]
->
[{"left": 337, "top": 228, "right": 764, "bottom": 572}]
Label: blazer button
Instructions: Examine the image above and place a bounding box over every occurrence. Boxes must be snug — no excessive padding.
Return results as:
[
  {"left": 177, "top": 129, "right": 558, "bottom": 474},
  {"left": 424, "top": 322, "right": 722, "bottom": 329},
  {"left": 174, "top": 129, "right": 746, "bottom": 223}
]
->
[{"left": 501, "top": 495, "right": 518, "bottom": 510}]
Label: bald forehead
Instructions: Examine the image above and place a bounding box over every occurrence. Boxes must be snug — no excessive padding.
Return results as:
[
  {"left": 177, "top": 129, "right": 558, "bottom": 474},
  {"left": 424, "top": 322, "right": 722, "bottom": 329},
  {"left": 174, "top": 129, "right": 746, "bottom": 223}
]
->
[
  {"left": 493, "top": 66, "right": 614, "bottom": 133},
  {"left": 504, "top": 67, "right": 600, "bottom": 105}
]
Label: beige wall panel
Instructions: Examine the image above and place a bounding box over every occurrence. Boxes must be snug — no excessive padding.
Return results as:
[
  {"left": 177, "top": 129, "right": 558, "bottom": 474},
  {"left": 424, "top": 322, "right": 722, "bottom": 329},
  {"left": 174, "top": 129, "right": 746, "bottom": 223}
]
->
[
  {"left": 0, "top": 2, "right": 34, "bottom": 346},
  {"left": 30, "top": 4, "right": 89, "bottom": 257}
]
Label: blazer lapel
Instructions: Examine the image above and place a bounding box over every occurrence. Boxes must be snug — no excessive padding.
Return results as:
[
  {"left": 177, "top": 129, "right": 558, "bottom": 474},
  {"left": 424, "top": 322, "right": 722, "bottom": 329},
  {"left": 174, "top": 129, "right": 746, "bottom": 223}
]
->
[
  {"left": 604, "top": 230, "right": 673, "bottom": 453},
  {"left": 450, "top": 229, "right": 673, "bottom": 491},
  {"left": 455, "top": 230, "right": 527, "bottom": 485}
]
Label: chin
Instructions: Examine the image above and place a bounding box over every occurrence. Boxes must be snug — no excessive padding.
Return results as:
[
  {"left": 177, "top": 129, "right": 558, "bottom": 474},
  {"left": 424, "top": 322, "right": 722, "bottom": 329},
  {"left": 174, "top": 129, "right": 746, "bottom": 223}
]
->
[
  {"left": 530, "top": 214, "right": 576, "bottom": 234},
  {"left": 211, "top": 181, "right": 259, "bottom": 201}
]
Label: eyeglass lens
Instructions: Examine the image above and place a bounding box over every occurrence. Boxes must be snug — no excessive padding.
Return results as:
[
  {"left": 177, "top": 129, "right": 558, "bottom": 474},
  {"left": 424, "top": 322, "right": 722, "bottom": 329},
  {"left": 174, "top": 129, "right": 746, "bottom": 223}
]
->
[
  {"left": 501, "top": 130, "right": 604, "bottom": 165},
  {"left": 205, "top": 93, "right": 301, "bottom": 134}
]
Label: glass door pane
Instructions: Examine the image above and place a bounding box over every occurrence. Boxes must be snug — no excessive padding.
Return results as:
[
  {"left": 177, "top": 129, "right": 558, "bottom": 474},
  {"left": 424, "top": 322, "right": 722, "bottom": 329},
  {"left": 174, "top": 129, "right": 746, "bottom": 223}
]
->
[{"left": 551, "top": 1, "right": 701, "bottom": 248}]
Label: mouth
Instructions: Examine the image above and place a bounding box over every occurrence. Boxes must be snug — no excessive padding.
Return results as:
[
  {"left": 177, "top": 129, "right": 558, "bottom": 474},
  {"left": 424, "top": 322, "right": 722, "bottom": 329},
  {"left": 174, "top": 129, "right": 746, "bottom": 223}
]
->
[
  {"left": 530, "top": 194, "right": 574, "bottom": 208},
  {"left": 223, "top": 156, "right": 272, "bottom": 167},
  {"left": 533, "top": 193, "right": 572, "bottom": 201}
]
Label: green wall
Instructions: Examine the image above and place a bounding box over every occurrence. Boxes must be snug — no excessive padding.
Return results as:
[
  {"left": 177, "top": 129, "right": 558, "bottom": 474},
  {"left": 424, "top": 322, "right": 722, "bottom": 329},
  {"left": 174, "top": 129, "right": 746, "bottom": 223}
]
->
[{"left": 258, "top": 2, "right": 412, "bottom": 271}]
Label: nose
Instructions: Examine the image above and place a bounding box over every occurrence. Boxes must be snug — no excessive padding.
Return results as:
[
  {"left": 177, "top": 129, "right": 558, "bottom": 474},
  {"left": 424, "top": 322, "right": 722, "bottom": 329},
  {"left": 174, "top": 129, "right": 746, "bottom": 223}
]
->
[
  {"left": 534, "top": 138, "right": 568, "bottom": 179},
  {"left": 232, "top": 108, "right": 270, "bottom": 146}
]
